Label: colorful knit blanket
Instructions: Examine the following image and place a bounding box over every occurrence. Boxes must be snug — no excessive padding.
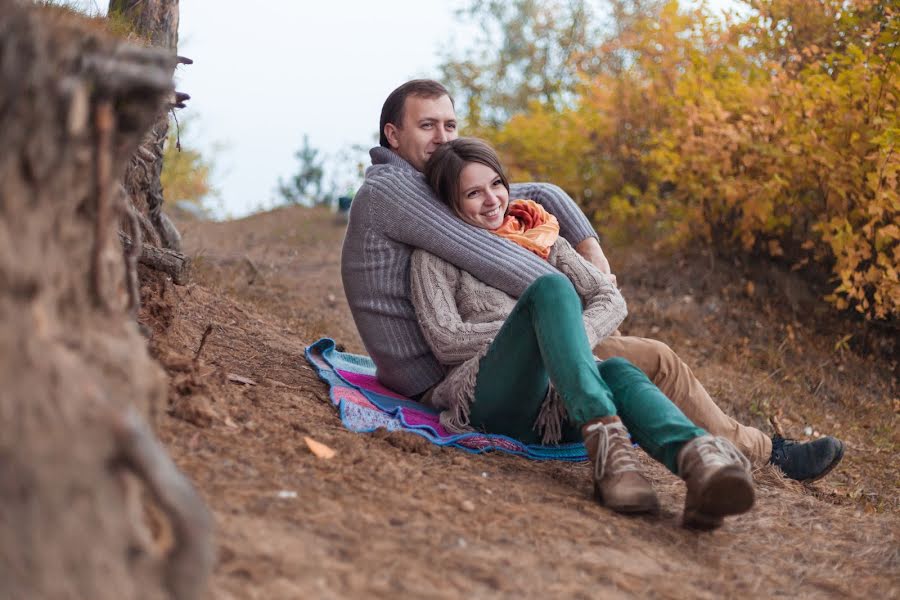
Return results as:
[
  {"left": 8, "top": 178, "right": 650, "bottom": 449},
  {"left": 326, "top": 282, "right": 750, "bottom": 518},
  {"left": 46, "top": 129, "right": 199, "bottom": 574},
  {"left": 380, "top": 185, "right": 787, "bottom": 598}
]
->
[{"left": 305, "top": 338, "right": 588, "bottom": 461}]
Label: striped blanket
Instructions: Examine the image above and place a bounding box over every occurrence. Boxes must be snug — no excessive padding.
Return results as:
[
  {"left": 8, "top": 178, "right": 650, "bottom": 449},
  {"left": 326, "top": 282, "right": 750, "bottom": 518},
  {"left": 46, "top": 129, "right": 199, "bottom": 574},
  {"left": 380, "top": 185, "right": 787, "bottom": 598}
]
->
[{"left": 305, "top": 338, "right": 587, "bottom": 461}]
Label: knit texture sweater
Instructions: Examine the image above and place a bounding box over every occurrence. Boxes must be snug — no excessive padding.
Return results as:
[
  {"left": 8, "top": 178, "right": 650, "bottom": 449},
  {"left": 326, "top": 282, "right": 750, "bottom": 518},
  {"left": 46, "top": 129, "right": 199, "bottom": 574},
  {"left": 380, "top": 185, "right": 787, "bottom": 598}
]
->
[
  {"left": 340, "top": 147, "right": 598, "bottom": 396},
  {"left": 409, "top": 238, "right": 627, "bottom": 443}
]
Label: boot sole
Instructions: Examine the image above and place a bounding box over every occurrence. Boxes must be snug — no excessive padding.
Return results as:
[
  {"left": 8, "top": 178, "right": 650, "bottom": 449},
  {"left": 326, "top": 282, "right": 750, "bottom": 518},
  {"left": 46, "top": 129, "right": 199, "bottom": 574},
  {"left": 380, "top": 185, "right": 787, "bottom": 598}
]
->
[
  {"left": 683, "top": 465, "right": 755, "bottom": 530},
  {"left": 594, "top": 488, "right": 660, "bottom": 515}
]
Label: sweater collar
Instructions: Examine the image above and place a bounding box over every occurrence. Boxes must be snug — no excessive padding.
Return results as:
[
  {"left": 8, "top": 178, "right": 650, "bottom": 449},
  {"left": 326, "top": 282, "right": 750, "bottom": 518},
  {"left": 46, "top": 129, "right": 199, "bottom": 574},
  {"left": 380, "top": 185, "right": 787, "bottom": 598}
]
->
[{"left": 369, "top": 146, "right": 420, "bottom": 175}]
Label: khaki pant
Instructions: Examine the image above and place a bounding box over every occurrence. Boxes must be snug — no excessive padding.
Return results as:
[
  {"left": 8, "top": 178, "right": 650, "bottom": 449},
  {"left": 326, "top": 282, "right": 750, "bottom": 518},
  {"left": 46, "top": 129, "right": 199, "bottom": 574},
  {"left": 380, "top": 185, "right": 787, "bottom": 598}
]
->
[{"left": 594, "top": 336, "right": 772, "bottom": 466}]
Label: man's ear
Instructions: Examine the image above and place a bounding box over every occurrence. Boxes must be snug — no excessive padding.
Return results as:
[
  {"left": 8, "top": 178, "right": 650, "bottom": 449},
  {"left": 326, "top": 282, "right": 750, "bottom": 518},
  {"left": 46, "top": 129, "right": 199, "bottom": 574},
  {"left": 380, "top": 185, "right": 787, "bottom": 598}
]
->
[{"left": 384, "top": 123, "right": 401, "bottom": 150}]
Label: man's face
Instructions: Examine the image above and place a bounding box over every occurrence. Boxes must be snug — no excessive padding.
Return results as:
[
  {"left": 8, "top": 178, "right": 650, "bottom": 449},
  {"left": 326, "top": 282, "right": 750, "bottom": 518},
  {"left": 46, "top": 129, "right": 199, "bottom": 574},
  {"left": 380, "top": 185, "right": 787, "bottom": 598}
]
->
[{"left": 384, "top": 94, "right": 458, "bottom": 172}]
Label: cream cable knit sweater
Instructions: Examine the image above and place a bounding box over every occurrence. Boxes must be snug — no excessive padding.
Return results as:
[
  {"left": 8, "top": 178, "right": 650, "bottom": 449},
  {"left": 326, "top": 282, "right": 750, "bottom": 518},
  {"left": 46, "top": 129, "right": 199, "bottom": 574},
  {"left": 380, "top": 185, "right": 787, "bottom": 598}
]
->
[{"left": 409, "top": 237, "right": 627, "bottom": 443}]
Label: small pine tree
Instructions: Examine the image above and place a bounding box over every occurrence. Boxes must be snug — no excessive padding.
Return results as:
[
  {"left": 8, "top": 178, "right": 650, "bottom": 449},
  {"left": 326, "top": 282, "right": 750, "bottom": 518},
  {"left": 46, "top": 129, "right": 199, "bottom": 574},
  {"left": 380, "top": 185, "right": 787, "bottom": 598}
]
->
[{"left": 278, "top": 135, "right": 324, "bottom": 205}]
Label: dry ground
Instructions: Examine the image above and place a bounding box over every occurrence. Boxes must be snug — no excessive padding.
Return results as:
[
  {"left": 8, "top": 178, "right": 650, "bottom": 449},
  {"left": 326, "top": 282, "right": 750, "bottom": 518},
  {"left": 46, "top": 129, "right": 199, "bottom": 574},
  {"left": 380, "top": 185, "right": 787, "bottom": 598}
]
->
[{"left": 144, "top": 206, "right": 898, "bottom": 599}]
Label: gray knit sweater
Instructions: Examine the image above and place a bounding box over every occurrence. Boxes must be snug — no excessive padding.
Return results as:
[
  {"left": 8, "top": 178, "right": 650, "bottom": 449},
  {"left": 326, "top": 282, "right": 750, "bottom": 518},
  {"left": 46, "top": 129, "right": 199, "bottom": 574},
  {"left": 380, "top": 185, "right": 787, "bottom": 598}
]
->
[
  {"left": 340, "top": 147, "right": 598, "bottom": 396},
  {"left": 409, "top": 239, "right": 626, "bottom": 443}
]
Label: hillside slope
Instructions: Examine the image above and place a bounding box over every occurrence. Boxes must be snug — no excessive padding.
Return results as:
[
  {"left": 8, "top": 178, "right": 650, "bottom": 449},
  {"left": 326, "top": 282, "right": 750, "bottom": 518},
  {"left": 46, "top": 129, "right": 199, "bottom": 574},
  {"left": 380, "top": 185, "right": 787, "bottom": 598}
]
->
[{"left": 145, "top": 206, "right": 898, "bottom": 599}]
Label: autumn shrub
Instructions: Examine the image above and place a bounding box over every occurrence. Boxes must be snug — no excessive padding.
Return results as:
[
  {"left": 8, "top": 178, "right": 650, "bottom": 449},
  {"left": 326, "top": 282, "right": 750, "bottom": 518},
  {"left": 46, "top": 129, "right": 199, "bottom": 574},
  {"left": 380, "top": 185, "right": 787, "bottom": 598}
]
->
[
  {"left": 161, "top": 117, "right": 216, "bottom": 213},
  {"left": 479, "top": 0, "right": 898, "bottom": 321}
]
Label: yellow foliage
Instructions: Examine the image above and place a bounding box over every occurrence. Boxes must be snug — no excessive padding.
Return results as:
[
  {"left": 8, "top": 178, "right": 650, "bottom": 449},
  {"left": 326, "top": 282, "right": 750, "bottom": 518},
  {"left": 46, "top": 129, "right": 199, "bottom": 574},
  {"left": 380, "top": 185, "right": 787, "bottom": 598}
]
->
[
  {"left": 478, "top": 0, "right": 899, "bottom": 321},
  {"left": 161, "top": 119, "right": 215, "bottom": 212}
]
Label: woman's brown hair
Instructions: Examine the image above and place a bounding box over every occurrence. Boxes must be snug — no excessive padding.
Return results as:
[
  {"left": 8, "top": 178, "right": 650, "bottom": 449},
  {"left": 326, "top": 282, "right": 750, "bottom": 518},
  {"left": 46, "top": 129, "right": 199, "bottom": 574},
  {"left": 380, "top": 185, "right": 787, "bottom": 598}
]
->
[{"left": 424, "top": 138, "right": 510, "bottom": 215}]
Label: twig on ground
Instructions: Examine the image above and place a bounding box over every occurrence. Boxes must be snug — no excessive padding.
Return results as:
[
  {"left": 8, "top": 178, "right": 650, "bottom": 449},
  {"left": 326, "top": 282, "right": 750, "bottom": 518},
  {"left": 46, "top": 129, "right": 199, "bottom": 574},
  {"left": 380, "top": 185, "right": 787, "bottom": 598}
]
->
[
  {"left": 748, "top": 367, "right": 784, "bottom": 397},
  {"left": 769, "top": 415, "right": 785, "bottom": 438},
  {"left": 226, "top": 373, "right": 257, "bottom": 386},
  {"left": 812, "top": 377, "right": 826, "bottom": 397},
  {"left": 243, "top": 255, "right": 259, "bottom": 284},
  {"left": 194, "top": 323, "right": 214, "bottom": 363}
]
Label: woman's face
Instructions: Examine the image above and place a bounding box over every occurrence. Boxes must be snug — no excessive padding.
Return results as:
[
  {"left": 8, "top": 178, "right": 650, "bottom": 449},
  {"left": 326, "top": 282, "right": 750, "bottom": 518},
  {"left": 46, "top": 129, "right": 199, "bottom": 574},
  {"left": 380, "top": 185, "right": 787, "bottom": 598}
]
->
[{"left": 456, "top": 162, "right": 509, "bottom": 230}]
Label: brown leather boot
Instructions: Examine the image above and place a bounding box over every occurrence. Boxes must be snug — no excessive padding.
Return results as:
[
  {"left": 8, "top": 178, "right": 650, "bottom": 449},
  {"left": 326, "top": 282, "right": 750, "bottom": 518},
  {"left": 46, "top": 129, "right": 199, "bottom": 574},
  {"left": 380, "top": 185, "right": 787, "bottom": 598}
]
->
[
  {"left": 581, "top": 416, "right": 659, "bottom": 514},
  {"left": 677, "top": 435, "right": 755, "bottom": 530}
]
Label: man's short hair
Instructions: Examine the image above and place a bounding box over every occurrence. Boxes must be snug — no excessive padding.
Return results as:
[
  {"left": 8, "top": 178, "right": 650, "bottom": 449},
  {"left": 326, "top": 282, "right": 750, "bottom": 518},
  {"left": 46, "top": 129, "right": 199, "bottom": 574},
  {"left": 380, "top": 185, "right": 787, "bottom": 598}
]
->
[{"left": 379, "top": 80, "right": 454, "bottom": 148}]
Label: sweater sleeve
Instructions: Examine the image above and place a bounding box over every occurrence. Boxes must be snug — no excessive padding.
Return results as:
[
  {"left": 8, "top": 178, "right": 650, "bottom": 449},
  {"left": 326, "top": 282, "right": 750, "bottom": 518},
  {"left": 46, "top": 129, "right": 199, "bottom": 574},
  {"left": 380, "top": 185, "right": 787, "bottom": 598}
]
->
[
  {"left": 509, "top": 182, "right": 598, "bottom": 246},
  {"left": 409, "top": 250, "right": 505, "bottom": 366},
  {"left": 550, "top": 238, "right": 626, "bottom": 349},
  {"left": 366, "top": 168, "right": 558, "bottom": 299}
]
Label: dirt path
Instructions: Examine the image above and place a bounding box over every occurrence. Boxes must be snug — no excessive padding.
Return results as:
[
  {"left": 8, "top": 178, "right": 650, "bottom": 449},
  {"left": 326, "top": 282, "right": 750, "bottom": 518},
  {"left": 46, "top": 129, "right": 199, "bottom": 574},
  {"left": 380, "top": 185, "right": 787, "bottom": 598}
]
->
[{"left": 147, "top": 206, "right": 898, "bottom": 599}]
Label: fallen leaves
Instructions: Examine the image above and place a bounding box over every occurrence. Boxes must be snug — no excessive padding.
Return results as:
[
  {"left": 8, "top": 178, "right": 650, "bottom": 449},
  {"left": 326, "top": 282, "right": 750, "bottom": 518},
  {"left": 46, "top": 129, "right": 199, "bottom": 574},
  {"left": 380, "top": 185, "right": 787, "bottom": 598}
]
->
[{"left": 303, "top": 436, "right": 336, "bottom": 459}]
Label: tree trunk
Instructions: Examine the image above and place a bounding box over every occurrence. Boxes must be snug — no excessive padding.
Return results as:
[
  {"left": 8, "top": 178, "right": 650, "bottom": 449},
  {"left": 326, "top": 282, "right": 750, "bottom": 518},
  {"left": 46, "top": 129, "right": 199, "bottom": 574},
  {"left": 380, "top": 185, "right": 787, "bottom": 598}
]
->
[
  {"left": 109, "top": 0, "right": 183, "bottom": 252},
  {"left": 0, "top": 4, "right": 212, "bottom": 598}
]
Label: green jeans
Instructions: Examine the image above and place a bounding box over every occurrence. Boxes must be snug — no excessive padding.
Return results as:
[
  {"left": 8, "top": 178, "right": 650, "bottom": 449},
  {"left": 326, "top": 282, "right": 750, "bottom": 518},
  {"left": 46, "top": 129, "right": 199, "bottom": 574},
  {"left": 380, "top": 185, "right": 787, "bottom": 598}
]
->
[{"left": 470, "top": 274, "right": 706, "bottom": 473}]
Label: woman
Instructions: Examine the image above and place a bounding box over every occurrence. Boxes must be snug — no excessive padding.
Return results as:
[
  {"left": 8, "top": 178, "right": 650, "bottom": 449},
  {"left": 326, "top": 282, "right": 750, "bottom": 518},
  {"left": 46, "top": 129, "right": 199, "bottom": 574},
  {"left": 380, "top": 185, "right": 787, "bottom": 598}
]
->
[{"left": 411, "top": 138, "right": 754, "bottom": 529}]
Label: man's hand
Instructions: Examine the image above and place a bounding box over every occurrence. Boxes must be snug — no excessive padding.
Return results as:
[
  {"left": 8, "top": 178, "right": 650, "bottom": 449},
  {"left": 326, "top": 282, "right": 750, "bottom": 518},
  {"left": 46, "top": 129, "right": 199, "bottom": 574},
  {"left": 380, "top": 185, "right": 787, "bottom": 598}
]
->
[
  {"left": 576, "top": 237, "right": 622, "bottom": 336},
  {"left": 575, "top": 237, "right": 617, "bottom": 286}
]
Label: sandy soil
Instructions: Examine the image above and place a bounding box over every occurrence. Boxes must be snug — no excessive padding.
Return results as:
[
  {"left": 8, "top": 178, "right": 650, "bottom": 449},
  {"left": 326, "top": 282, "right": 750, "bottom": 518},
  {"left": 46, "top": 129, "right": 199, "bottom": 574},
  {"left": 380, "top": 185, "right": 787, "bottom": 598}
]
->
[{"left": 144, "top": 205, "right": 898, "bottom": 599}]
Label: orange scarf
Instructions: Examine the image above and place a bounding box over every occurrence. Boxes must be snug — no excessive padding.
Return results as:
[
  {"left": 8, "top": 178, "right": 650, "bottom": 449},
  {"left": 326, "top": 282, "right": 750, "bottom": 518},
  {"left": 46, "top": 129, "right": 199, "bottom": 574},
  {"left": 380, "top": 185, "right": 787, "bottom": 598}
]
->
[{"left": 492, "top": 199, "right": 560, "bottom": 260}]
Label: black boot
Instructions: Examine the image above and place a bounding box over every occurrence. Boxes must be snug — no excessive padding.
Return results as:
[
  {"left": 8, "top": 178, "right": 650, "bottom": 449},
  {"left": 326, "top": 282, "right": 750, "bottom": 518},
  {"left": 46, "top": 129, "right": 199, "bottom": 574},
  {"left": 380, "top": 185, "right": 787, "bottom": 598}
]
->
[{"left": 770, "top": 435, "right": 844, "bottom": 482}]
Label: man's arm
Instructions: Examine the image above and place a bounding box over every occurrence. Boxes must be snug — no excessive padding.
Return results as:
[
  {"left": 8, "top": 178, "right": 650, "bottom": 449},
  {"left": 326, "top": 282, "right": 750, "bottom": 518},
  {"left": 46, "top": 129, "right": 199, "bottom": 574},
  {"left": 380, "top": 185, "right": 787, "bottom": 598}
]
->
[
  {"left": 509, "top": 182, "right": 615, "bottom": 278},
  {"left": 367, "top": 168, "right": 559, "bottom": 299},
  {"left": 508, "top": 182, "right": 595, "bottom": 243}
]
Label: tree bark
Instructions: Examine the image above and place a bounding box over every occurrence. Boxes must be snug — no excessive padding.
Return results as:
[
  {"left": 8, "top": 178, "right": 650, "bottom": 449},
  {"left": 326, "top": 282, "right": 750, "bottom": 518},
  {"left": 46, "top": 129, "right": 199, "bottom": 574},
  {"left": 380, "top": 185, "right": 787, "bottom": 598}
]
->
[
  {"left": 0, "top": 4, "right": 212, "bottom": 598},
  {"left": 120, "top": 231, "right": 191, "bottom": 285},
  {"left": 109, "top": 0, "right": 183, "bottom": 252},
  {"left": 109, "top": 0, "right": 180, "bottom": 49}
]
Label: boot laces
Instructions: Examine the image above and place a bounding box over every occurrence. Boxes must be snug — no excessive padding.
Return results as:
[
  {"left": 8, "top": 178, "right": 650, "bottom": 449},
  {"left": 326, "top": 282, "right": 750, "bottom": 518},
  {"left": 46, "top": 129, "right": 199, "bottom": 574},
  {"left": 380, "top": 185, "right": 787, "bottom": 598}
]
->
[
  {"left": 585, "top": 421, "right": 640, "bottom": 482},
  {"left": 690, "top": 436, "right": 751, "bottom": 472}
]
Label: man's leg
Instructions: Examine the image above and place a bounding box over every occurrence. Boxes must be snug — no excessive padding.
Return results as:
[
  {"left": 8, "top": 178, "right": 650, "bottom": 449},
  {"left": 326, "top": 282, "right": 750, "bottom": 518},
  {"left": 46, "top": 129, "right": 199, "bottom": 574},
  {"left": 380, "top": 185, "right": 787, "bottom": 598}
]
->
[{"left": 593, "top": 336, "right": 772, "bottom": 465}]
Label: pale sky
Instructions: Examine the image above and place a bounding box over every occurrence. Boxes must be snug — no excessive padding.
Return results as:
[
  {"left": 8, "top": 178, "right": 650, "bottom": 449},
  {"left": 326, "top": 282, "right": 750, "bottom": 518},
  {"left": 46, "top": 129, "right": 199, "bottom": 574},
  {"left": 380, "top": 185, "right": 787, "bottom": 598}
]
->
[
  {"left": 71, "top": 1, "right": 738, "bottom": 218},
  {"left": 176, "top": 1, "right": 474, "bottom": 217}
]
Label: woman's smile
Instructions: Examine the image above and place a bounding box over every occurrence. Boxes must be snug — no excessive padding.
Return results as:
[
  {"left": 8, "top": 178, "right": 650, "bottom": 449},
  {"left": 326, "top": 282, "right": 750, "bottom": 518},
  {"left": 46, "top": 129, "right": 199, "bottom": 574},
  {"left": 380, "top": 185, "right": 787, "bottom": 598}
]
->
[{"left": 457, "top": 162, "right": 510, "bottom": 230}]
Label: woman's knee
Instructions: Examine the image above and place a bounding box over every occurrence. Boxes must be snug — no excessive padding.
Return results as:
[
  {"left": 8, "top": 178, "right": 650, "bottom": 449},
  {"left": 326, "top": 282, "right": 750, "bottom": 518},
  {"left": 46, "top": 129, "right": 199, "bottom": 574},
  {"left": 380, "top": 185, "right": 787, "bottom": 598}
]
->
[{"left": 524, "top": 273, "right": 578, "bottom": 305}]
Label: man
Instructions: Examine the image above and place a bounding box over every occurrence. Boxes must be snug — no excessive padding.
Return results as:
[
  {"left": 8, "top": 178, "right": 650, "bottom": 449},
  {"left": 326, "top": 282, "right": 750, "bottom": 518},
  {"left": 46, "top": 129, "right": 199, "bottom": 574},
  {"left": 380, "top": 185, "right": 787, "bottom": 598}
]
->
[{"left": 341, "top": 79, "right": 843, "bottom": 483}]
